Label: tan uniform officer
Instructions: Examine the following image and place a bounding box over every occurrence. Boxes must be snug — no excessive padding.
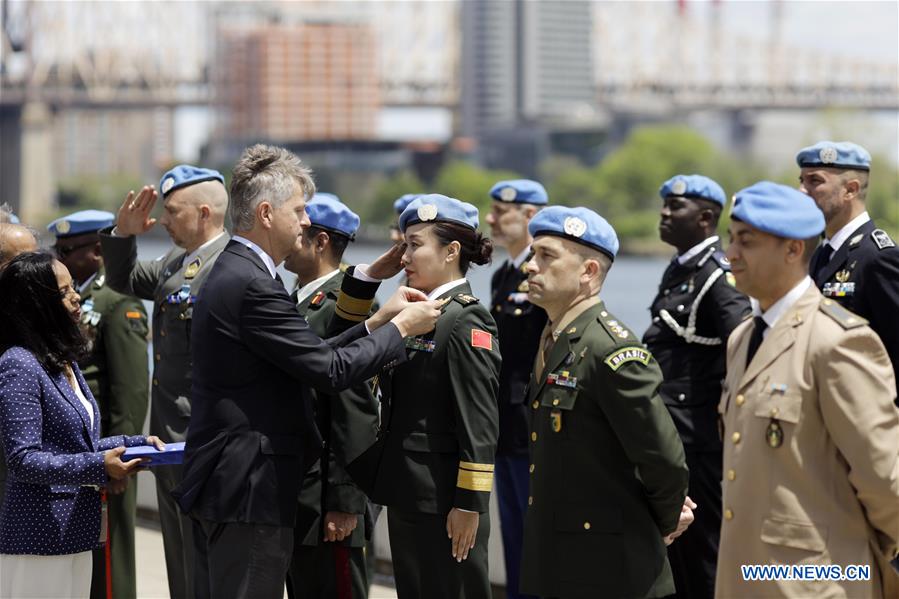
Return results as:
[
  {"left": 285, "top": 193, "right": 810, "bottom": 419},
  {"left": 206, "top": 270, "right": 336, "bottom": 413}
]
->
[{"left": 718, "top": 181, "right": 899, "bottom": 598}]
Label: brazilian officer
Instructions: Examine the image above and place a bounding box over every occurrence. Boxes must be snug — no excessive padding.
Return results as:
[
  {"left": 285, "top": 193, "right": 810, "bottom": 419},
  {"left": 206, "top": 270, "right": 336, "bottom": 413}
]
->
[
  {"left": 282, "top": 193, "right": 378, "bottom": 598},
  {"left": 520, "top": 206, "right": 693, "bottom": 599},
  {"left": 484, "top": 179, "right": 548, "bottom": 599},
  {"left": 344, "top": 194, "right": 501, "bottom": 598},
  {"left": 797, "top": 141, "right": 899, "bottom": 388},
  {"left": 643, "top": 175, "right": 751, "bottom": 599},
  {"left": 99, "top": 166, "right": 230, "bottom": 599},
  {"left": 717, "top": 182, "right": 899, "bottom": 597},
  {"left": 48, "top": 210, "right": 150, "bottom": 599}
]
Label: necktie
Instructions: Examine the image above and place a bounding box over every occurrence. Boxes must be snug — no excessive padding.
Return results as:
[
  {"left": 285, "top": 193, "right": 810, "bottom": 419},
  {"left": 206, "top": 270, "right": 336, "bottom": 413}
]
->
[
  {"left": 534, "top": 325, "right": 556, "bottom": 377},
  {"left": 745, "top": 316, "right": 768, "bottom": 368},
  {"left": 811, "top": 243, "right": 833, "bottom": 282}
]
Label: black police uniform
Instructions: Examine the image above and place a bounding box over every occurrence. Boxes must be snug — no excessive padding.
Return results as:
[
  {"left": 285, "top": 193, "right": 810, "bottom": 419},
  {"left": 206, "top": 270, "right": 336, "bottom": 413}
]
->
[
  {"left": 490, "top": 256, "right": 545, "bottom": 599},
  {"left": 286, "top": 271, "right": 378, "bottom": 599},
  {"left": 643, "top": 240, "right": 751, "bottom": 599},
  {"left": 811, "top": 220, "right": 899, "bottom": 389}
]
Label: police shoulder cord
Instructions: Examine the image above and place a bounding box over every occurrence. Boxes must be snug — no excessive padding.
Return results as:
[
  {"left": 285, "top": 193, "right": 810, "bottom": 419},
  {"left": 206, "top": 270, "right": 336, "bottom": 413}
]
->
[{"left": 659, "top": 246, "right": 724, "bottom": 346}]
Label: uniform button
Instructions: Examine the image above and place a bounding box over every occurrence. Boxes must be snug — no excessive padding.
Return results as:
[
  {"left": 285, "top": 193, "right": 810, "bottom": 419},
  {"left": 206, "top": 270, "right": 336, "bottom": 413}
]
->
[
  {"left": 600, "top": 311, "right": 608, "bottom": 317},
  {"left": 583, "top": 522, "right": 591, "bottom": 530},
  {"left": 770, "top": 408, "right": 779, "bottom": 417},
  {"left": 160, "top": 330, "right": 167, "bottom": 337},
  {"left": 676, "top": 304, "right": 684, "bottom": 312},
  {"left": 724, "top": 508, "right": 733, "bottom": 520},
  {"left": 731, "top": 432, "right": 741, "bottom": 444},
  {"left": 531, "top": 432, "right": 537, "bottom": 442},
  {"left": 677, "top": 393, "right": 685, "bottom": 402},
  {"left": 155, "top": 354, "right": 161, "bottom": 361},
  {"left": 514, "top": 308, "right": 522, "bottom": 316},
  {"left": 532, "top": 401, "right": 539, "bottom": 409},
  {"left": 161, "top": 306, "right": 166, "bottom": 313},
  {"left": 653, "top": 316, "right": 660, "bottom": 323},
  {"left": 663, "top": 289, "right": 670, "bottom": 296},
  {"left": 552, "top": 398, "right": 560, "bottom": 406},
  {"left": 735, "top": 394, "right": 745, "bottom": 406},
  {"left": 727, "top": 469, "right": 736, "bottom": 481},
  {"left": 529, "top": 464, "right": 535, "bottom": 473},
  {"left": 494, "top": 305, "right": 501, "bottom": 313},
  {"left": 528, "top": 496, "right": 533, "bottom": 505},
  {"left": 153, "top": 378, "right": 158, "bottom": 386}
]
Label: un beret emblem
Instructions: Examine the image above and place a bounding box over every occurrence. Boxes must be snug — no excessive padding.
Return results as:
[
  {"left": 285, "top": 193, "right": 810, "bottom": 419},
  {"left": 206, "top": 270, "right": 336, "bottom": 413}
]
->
[
  {"left": 161, "top": 177, "right": 175, "bottom": 194},
  {"left": 56, "top": 220, "right": 71, "bottom": 234},
  {"left": 671, "top": 180, "right": 688, "bottom": 196},
  {"left": 417, "top": 204, "right": 438, "bottom": 222},
  {"left": 499, "top": 187, "right": 517, "bottom": 202},
  {"left": 819, "top": 147, "right": 838, "bottom": 164},
  {"left": 563, "top": 216, "right": 587, "bottom": 238}
]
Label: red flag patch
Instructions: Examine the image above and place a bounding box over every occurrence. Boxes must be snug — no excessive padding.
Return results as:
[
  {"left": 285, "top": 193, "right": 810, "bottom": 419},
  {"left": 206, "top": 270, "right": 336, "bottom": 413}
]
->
[{"left": 471, "top": 329, "right": 492, "bottom": 350}]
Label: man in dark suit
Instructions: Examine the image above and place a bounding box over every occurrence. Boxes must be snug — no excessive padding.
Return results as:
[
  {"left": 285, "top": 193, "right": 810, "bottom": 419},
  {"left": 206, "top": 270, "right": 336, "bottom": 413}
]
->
[
  {"left": 484, "top": 179, "right": 548, "bottom": 599},
  {"left": 797, "top": 141, "right": 899, "bottom": 387},
  {"left": 171, "top": 144, "right": 441, "bottom": 599},
  {"left": 283, "top": 193, "right": 377, "bottom": 599},
  {"left": 643, "top": 175, "right": 751, "bottom": 599}
]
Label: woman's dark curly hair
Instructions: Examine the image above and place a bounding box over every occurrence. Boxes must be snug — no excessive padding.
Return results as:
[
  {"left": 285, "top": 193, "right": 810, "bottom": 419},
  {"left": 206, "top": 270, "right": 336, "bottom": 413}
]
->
[
  {"left": 0, "top": 251, "right": 88, "bottom": 373},
  {"left": 431, "top": 221, "right": 494, "bottom": 274}
]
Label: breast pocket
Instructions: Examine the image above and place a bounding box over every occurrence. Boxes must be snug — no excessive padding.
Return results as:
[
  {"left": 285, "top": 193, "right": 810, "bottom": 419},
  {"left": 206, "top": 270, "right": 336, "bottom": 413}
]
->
[{"left": 540, "top": 387, "right": 578, "bottom": 438}]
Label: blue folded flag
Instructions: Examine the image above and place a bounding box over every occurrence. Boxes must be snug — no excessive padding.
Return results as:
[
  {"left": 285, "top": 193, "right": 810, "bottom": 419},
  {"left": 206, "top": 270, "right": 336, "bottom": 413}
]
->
[{"left": 122, "top": 442, "right": 185, "bottom": 466}]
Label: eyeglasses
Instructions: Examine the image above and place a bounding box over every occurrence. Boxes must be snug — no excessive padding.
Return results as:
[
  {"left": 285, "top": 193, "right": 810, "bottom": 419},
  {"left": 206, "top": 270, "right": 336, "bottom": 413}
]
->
[{"left": 52, "top": 240, "right": 96, "bottom": 259}]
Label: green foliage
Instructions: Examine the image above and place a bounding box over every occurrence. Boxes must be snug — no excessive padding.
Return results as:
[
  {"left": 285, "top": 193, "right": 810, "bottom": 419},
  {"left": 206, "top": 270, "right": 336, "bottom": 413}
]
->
[
  {"left": 56, "top": 173, "right": 145, "bottom": 215},
  {"left": 366, "top": 170, "right": 426, "bottom": 225},
  {"left": 432, "top": 161, "right": 521, "bottom": 216},
  {"left": 866, "top": 156, "right": 899, "bottom": 236}
]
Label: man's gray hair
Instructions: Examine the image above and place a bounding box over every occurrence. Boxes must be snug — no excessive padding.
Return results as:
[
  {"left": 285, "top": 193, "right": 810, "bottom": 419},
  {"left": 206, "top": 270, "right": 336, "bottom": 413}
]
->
[{"left": 229, "top": 144, "right": 316, "bottom": 231}]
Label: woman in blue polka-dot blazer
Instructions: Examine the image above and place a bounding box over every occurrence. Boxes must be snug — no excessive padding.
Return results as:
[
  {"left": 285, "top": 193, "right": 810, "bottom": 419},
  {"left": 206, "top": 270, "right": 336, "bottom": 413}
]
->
[{"left": 0, "top": 251, "right": 164, "bottom": 598}]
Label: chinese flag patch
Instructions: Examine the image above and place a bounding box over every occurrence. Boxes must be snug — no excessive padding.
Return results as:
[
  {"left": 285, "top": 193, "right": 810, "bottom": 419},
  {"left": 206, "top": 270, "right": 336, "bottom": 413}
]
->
[{"left": 471, "top": 329, "right": 493, "bottom": 350}]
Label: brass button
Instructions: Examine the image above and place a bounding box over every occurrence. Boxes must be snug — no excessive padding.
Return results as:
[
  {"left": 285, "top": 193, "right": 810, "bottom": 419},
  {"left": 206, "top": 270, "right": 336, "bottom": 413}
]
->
[
  {"left": 731, "top": 432, "right": 741, "bottom": 444},
  {"left": 583, "top": 522, "right": 591, "bottom": 530},
  {"left": 529, "top": 464, "right": 535, "bottom": 473},
  {"left": 161, "top": 306, "right": 166, "bottom": 313},
  {"left": 724, "top": 508, "right": 733, "bottom": 520},
  {"left": 155, "top": 354, "right": 161, "bottom": 361},
  {"left": 514, "top": 308, "right": 522, "bottom": 316},
  {"left": 770, "top": 407, "right": 779, "bottom": 417},
  {"left": 531, "top": 432, "right": 537, "bottom": 442},
  {"left": 153, "top": 378, "right": 158, "bottom": 386},
  {"left": 727, "top": 469, "right": 736, "bottom": 481},
  {"left": 528, "top": 496, "right": 533, "bottom": 505},
  {"left": 160, "top": 330, "right": 167, "bottom": 337},
  {"left": 735, "top": 394, "right": 745, "bottom": 406},
  {"left": 552, "top": 399, "right": 560, "bottom": 406},
  {"left": 494, "top": 305, "right": 501, "bottom": 313},
  {"left": 532, "top": 401, "right": 539, "bottom": 409}
]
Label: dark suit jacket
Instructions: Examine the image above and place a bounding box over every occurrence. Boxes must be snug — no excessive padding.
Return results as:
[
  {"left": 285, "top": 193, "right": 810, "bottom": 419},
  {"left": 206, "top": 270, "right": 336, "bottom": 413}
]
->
[{"left": 172, "top": 241, "right": 406, "bottom": 527}]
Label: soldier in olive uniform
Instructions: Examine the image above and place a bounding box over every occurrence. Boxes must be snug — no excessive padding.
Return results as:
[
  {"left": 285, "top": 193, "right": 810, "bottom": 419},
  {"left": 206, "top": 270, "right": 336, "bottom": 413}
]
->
[
  {"left": 520, "top": 206, "right": 693, "bottom": 599},
  {"left": 99, "top": 166, "right": 230, "bottom": 599},
  {"left": 797, "top": 141, "right": 899, "bottom": 388},
  {"left": 484, "top": 179, "right": 548, "bottom": 599},
  {"left": 48, "top": 210, "right": 150, "bottom": 599},
  {"left": 283, "top": 194, "right": 378, "bottom": 599},
  {"left": 718, "top": 182, "right": 899, "bottom": 598},
  {"left": 644, "top": 175, "right": 751, "bottom": 599},
  {"left": 345, "top": 195, "right": 501, "bottom": 598}
]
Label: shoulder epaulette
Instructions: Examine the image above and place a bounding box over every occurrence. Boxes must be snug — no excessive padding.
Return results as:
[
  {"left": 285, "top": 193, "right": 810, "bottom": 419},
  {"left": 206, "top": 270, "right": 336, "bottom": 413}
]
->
[
  {"left": 819, "top": 298, "right": 867, "bottom": 329},
  {"left": 452, "top": 293, "right": 480, "bottom": 307},
  {"left": 710, "top": 250, "right": 732, "bottom": 271},
  {"left": 871, "top": 229, "right": 895, "bottom": 250}
]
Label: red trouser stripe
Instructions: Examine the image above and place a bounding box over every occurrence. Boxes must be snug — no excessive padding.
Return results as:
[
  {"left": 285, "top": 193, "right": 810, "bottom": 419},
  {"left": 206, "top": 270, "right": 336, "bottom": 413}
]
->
[{"left": 333, "top": 545, "right": 352, "bottom": 599}]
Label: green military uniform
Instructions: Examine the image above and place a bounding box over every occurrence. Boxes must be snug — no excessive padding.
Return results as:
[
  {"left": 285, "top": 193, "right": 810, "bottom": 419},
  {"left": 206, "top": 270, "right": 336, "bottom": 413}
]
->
[
  {"left": 345, "top": 278, "right": 501, "bottom": 599},
  {"left": 521, "top": 301, "right": 689, "bottom": 599},
  {"left": 99, "top": 228, "right": 230, "bottom": 599},
  {"left": 286, "top": 270, "right": 378, "bottom": 599},
  {"left": 75, "top": 268, "right": 150, "bottom": 599}
]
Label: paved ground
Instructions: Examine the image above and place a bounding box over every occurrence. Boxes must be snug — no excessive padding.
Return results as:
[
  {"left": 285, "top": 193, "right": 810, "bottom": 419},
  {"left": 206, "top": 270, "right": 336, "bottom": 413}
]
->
[{"left": 135, "top": 524, "right": 399, "bottom": 599}]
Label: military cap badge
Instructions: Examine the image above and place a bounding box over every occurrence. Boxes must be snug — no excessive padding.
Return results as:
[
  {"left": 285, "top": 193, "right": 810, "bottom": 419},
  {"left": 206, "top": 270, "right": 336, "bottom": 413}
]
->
[
  {"left": 499, "top": 187, "right": 518, "bottom": 202},
  {"left": 56, "top": 220, "right": 71, "bottom": 234},
  {"left": 417, "top": 203, "right": 438, "bottom": 222},
  {"left": 818, "top": 146, "right": 838, "bottom": 164},
  {"left": 162, "top": 177, "right": 175, "bottom": 194},
  {"left": 671, "top": 180, "right": 688, "bottom": 196},
  {"left": 563, "top": 216, "right": 587, "bottom": 238}
]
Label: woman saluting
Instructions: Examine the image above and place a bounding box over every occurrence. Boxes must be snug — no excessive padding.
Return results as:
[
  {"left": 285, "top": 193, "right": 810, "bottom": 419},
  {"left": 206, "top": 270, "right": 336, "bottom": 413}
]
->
[{"left": 345, "top": 194, "right": 501, "bottom": 598}]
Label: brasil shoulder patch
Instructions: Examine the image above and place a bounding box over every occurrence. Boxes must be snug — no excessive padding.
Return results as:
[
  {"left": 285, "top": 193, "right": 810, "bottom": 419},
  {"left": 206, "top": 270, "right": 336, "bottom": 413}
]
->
[{"left": 604, "top": 346, "right": 652, "bottom": 371}]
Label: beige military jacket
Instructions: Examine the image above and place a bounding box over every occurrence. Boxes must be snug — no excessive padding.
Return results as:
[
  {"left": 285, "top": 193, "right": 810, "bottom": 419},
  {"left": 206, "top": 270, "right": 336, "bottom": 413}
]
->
[{"left": 716, "top": 284, "right": 899, "bottom": 598}]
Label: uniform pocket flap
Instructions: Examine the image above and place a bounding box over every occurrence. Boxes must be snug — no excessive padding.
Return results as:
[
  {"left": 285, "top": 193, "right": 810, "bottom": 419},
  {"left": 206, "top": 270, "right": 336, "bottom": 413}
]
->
[
  {"left": 540, "top": 388, "right": 578, "bottom": 411},
  {"left": 760, "top": 517, "right": 827, "bottom": 552},
  {"left": 401, "top": 432, "right": 458, "bottom": 453},
  {"left": 753, "top": 391, "right": 802, "bottom": 423},
  {"left": 553, "top": 505, "right": 623, "bottom": 533},
  {"left": 259, "top": 433, "right": 302, "bottom": 456}
]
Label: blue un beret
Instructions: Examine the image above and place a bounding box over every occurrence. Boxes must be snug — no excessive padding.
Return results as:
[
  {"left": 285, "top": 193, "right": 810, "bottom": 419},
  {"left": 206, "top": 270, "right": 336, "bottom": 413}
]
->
[
  {"left": 399, "top": 194, "right": 479, "bottom": 233},
  {"left": 528, "top": 206, "right": 619, "bottom": 259},
  {"left": 393, "top": 194, "right": 422, "bottom": 215},
  {"left": 159, "top": 165, "right": 225, "bottom": 198},
  {"left": 795, "top": 141, "right": 870, "bottom": 171},
  {"left": 47, "top": 209, "right": 116, "bottom": 238},
  {"left": 659, "top": 174, "right": 726, "bottom": 206},
  {"left": 306, "top": 193, "right": 360, "bottom": 239},
  {"left": 489, "top": 179, "right": 549, "bottom": 205},
  {"left": 732, "top": 182, "right": 825, "bottom": 239}
]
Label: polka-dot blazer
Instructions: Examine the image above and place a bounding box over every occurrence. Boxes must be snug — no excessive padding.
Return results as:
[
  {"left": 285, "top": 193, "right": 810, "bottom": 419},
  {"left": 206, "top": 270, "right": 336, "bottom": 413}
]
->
[{"left": 0, "top": 346, "right": 147, "bottom": 555}]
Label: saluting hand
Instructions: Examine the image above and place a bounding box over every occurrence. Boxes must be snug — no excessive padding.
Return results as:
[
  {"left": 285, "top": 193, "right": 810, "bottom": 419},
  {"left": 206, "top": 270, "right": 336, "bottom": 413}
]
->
[
  {"left": 115, "top": 186, "right": 158, "bottom": 236},
  {"left": 446, "top": 508, "right": 479, "bottom": 562},
  {"left": 367, "top": 242, "right": 407, "bottom": 280},
  {"left": 323, "top": 511, "right": 358, "bottom": 543},
  {"left": 663, "top": 496, "right": 697, "bottom": 546}
]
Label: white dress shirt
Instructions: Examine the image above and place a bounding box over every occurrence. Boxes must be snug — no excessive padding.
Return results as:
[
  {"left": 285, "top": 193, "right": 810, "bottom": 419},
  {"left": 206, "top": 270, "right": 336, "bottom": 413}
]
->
[
  {"left": 750, "top": 276, "right": 813, "bottom": 339},
  {"left": 824, "top": 211, "right": 870, "bottom": 256},
  {"left": 231, "top": 235, "right": 278, "bottom": 279},
  {"left": 295, "top": 269, "right": 341, "bottom": 306}
]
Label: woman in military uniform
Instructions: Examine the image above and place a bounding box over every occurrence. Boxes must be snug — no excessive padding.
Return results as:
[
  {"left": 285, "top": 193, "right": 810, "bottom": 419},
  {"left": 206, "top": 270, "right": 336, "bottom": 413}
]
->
[{"left": 348, "top": 194, "right": 501, "bottom": 599}]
